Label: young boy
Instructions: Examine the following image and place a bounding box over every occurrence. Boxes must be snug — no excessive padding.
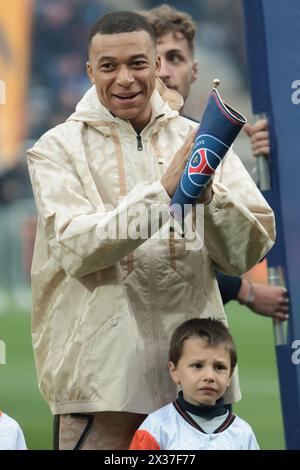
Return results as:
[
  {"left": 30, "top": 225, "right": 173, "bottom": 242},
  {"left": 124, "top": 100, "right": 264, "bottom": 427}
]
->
[
  {"left": 130, "top": 318, "right": 259, "bottom": 450},
  {"left": 0, "top": 411, "right": 27, "bottom": 450}
]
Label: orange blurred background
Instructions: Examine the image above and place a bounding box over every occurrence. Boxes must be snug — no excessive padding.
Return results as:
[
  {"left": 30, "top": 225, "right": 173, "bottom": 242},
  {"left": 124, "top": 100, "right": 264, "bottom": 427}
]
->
[{"left": 0, "top": 0, "right": 34, "bottom": 168}]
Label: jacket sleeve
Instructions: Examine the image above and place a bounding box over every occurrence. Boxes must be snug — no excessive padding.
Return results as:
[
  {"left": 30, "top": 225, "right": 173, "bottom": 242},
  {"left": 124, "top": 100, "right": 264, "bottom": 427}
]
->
[
  {"left": 216, "top": 272, "right": 242, "bottom": 304},
  {"left": 27, "top": 133, "right": 171, "bottom": 278},
  {"left": 129, "top": 430, "right": 161, "bottom": 450},
  {"left": 203, "top": 148, "right": 275, "bottom": 276}
]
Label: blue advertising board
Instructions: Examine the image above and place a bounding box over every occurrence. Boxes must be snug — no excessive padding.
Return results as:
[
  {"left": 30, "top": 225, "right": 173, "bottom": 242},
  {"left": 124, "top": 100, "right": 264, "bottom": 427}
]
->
[{"left": 243, "top": 0, "right": 300, "bottom": 449}]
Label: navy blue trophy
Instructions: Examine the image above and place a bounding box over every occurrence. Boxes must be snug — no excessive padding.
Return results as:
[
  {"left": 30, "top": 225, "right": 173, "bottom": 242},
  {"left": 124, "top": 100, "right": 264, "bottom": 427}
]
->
[{"left": 170, "top": 80, "right": 247, "bottom": 219}]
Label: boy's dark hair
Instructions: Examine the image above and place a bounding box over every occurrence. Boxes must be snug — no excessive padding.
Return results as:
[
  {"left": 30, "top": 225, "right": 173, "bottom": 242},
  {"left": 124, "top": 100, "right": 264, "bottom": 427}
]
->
[
  {"left": 88, "top": 11, "right": 156, "bottom": 47},
  {"left": 169, "top": 318, "right": 237, "bottom": 374},
  {"left": 146, "top": 4, "right": 196, "bottom": 55}
]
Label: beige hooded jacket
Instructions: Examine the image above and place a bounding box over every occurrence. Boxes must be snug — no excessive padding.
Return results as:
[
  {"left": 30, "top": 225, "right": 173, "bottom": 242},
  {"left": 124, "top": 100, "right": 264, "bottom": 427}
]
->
[{"left": 27, "top": 83, "right": 275, "bottom": 415}]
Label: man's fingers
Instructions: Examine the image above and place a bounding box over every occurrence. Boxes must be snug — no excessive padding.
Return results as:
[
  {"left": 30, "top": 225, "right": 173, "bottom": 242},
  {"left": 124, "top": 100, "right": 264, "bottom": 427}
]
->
[
  {"left": 274, "top": 312, "right": 289, "bottom": 321},
  {"left": 244, "top": 123, "right": 254, "bottom": 137},
  {"left": 252, "top": 139, "right": 270, "bottom": 150},
  {"left": 253, "top": 147, "right": 270, "bottom": 157},
  {"left": 184, "top": 143, "right": 194, "bottom": 162},
  {"left": 280, "top": 299, "right": 290, "bottom": 309},
  {"left": 251, "top": 130, "right": 269, "bottom": 144},
  {"left": 280, "top": 307, "right": 290, "bottom": 314},
  {"left": 180, "top": 129, "right": 197, "bottom": 161},
  {"left": 244, "top": 119, "right": 268, "bottom": 137},
  {"left": 252, "top": 119, "right": 268, "bottom": 132},
  {"left": 161, "top": 130, "right": 198, "bottom": 197},
  {"left": 279, "top": 289, "right": 289, "bottom": 300},
  {"left": 252, "top": 145, "right": 270, "bottom": 156},
  {"left": 197, "top": 178, "right": 214, "bottom": 205},
  {"left": 184, "top": 128, "right": 197, "bottom": 145},
  {"left": 246, "top": 119, "right": 270, "bottom": 156}
]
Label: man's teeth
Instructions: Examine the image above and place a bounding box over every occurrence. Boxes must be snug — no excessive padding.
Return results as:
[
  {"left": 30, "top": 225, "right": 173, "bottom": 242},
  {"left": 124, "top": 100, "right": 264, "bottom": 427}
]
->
[{"left": 118, "top": 94, "right": 137, "bottom": 99}]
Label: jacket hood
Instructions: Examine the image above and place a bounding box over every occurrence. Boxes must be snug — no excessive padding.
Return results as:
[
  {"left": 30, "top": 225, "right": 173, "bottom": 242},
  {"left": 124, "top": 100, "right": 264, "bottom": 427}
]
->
[{"left": 67, "top": 78, "right": 183, "bottom": 128}]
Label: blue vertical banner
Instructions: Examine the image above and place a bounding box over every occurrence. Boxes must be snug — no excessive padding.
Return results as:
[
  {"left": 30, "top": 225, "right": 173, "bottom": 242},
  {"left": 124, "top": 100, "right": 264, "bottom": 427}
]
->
[{"left": 243, "top": 0, "right": 300, "bottom": 449}]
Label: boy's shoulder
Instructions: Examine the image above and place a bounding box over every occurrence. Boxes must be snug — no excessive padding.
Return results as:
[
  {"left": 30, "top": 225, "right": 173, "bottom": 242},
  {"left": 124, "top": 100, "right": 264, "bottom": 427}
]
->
[
  {"left": 0, "top": 411, "right": 27, "bottom": 450},
  {"left": 0, "top": 411, "right": 24, "bottom": 438},
  {"left": 232, "top": 413, "right": 256, "bottom": 434},
  {"left": 0, "top": 411, "right": 19, "bottom": 428},
  {"left": 141, "top": 402, "right": 175, "bottom": 429},
  {"left": 146, "top": 402, "right": 174, "bottom": 420}
]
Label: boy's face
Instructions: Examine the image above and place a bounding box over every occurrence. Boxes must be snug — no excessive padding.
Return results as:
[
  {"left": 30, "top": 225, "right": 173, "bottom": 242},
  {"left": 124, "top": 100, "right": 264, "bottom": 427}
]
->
[
  {"left": 87, "top": 30, "right": 160, "bottom": 131},
  {"left": 156, "top": 31, "right": 197, "bottom": 102},
  {"left": 169, "top": 336, "right": 232, "bottom": 406}
]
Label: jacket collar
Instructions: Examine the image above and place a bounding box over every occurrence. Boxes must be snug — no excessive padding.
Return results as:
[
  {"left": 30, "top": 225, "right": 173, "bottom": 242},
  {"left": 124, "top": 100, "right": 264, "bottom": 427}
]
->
[
  {"left": 67, "top": 78, "right": 183, "bottom": 134},
  {"left": 176, "top": 391, "right": 227, "bottom": 419}
]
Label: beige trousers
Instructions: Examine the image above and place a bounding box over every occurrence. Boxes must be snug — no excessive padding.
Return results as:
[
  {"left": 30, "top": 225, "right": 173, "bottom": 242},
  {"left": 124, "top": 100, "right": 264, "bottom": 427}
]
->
[{"left": 54, "top": 412, "right": 147, "bottom": 450}]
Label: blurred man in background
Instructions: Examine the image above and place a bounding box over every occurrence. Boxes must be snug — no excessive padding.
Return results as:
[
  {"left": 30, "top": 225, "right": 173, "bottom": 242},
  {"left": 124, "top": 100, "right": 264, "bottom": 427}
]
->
[{"left": 146, "top": 3, "right": 289, "bottom": 321}]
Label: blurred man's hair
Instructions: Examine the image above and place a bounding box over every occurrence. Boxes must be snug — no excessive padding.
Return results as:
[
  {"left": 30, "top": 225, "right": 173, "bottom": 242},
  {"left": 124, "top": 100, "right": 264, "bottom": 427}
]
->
[
  {"left": 146, "top": 4, "right": 196, "bottom": 55},
  {"left": 88, "top": 11, "right": 156, "bottom": 48},
  {"left": 169, "top": 318, "right": 237, "bottom": 375}
]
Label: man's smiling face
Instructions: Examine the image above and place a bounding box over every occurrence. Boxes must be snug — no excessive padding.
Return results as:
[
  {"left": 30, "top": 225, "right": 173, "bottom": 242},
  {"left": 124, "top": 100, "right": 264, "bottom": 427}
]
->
[{"left": 87, "top": 30, "right": 160, "bottom": 131}]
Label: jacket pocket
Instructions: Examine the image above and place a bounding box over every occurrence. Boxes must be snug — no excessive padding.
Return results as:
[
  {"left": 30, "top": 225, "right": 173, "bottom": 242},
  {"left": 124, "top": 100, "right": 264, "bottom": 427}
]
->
[{"left": 168, "top": 233, "right": 204, "bottom": 288}]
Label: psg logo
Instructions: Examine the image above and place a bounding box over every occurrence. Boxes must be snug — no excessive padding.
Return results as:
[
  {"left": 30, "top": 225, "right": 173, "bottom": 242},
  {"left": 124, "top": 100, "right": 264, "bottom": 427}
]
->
[{"left": 187, "top": 146, "right": 221, "bottom": 187}]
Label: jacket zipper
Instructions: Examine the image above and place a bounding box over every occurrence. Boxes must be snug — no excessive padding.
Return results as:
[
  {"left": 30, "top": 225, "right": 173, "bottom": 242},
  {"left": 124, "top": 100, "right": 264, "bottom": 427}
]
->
[
  {"left": 136, "top": 113, "right": 165, "bottom": 151},
  {"left": 149, "top": 243, "right": 164, "bottom": 406},
  {"left": 157, "top": 161, "right": 165, "bottom": 178},
  {"left": 136, "top": 134, "right": 143, "bottom": 151}
]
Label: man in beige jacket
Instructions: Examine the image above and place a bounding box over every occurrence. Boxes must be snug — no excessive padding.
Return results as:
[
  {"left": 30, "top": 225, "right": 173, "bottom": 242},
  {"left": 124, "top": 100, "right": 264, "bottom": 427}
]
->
[{"left": 27, "top": 11, "right": 275, "bottom": 450}]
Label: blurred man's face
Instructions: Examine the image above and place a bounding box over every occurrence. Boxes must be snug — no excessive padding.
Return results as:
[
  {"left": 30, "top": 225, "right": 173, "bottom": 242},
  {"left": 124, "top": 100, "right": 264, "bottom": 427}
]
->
[
  {"left": 87, "top": 31, "right": 160, "bottom": 131},
  {"left": 157, "top": 31, "right": 197, "bottom": 102}
]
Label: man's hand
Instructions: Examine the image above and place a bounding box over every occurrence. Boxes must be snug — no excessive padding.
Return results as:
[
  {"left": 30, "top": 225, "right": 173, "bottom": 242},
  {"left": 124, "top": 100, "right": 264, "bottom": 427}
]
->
[
  {"left": 237, "top": 279, "right": 289, "bottom": 321},
  {"left": 197, "top": 178, "right": 213, "bottom": 205},
  {"left": 244, "top": 119, "right": 270, "bottom": 157},
  {"left": 161, "top": 129, "right": 197, "bottom": 197}
]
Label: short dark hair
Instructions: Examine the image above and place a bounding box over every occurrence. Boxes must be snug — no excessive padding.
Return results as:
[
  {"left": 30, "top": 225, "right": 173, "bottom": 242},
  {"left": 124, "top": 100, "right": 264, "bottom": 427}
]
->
[
  {"left": 146, "top": 4, "right": 196, "bottom": 55},
  {"left": 88, "top": 11, "right": 156, "bottom": 48},
  {"left": 169, "top": 318, "right": 237, "bottom": 374}
]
